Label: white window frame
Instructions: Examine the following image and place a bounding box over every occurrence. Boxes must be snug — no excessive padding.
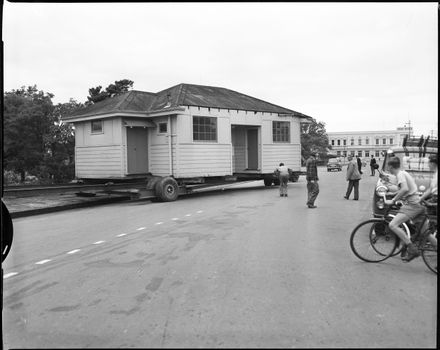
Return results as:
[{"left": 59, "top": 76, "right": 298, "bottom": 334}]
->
[
  {"left": 193, "top": 116, "right": 218, "bottom": 142},
  {"left": 158, "top": 122, "right": 168, "bottom": 134},
  {"left": 272, "top": 121, "right": 291, "bottom": 143},
  {"left": 91, "top": 120, "right": 103, "bottom": 134}
]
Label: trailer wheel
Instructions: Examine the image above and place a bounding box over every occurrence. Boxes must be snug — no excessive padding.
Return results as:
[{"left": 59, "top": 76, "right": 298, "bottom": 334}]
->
[
  {"left": 273, "top": 179, "right": 280, "bottom": 186},
  {"left": 264, "top": 178, "right": 273, "bottom": 187},
  {"left": 290, "top": 174, "right": 299, "bottom": 182},
  {"left": 155, "top": 177, "right": 179, "bottom": 202}
]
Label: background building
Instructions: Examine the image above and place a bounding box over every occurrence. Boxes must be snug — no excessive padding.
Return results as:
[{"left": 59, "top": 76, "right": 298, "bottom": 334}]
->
[{"left": 327, "top": 125, "right": 413, "bottom": 161}]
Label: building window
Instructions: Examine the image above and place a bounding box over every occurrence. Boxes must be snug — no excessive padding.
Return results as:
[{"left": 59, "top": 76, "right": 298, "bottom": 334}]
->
[
  {"left": 358, "top": 138, "right": 362, "bottom": 145},
  {"left": 331, "top": 140, "right": 335, "bottom": 146},
  {"left": 350, "top": 150, "right": 355, "bottom": 156},
  {"left": 193, "top": 116, "right": 217, "bottom": 142},
  {"left": 365, "top": 137, "right": 369, "bottom": 145},
  {"left": 343, "top": 139, "right": 347, "bottom": 146},
  {"left": 365, "top": 151, "right": 370, "bottom": 157},
  {"left": 376, "top": 138, "right": 379, "bottom": 145},
  {"left": 337, "top": 151, "right": 341, "bottom": 156},
  {"left": 382, "top": 138, "right": 386, "bottom": 145},
  {"left": 343, "top": 151, "right": 347, "bottom": 157},
  {"left": 272, "top": 121, "right": 290, "bottom": 143},
  {"left": 337, "top": 139, "right": 341, "bottom": 146},
  {"left": 358, "top": 151, "right": 362, "bottom": 157},
  {"left": 390, "top": 138, "right": 393, "bottom": 145},
  {"left": 350, "top": 138, "right": 354, "bottom": 146},
  {"left": 375, "top": 150, "right": 380, "bottom": 157},
  {"left": 91, "top": 120, "right": 103, "bottom": 134},
  {"left": 158, "top": 122, "right": 167, "bottom": 134}
]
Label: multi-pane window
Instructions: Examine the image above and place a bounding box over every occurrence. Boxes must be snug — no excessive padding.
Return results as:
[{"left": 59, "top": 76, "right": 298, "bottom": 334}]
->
[
  {"left": 343, "top": 151, "right": 347, "bottom": 157},
  {"left": 337, "top": 151, "right": 341, "bottom": 156},
  {"left": 343, "top": 139, "right": 347, "bottom": 146},
  {"left": 365, "top": 151, "right": 370, "bottom": 157},
  {"left": 331, "top": 140, "right": 335, "bottom": 146},
  {"left": 376, "top": 139, "right": 379, "bottom": 145},
  {"left": 350, "top": 138, "right": 354, "bottom": 146},
  {"left": 272, "top": 121, "right": 290, "bottom": 143},
  {"left": 193, "top": 116, "right": 217, "bottom": 142},
  {"left": 337, "top": 139, "right": 341, "bottom": 146},
  {"left": 365, "top": 137, "right": 369, "bottom": 145},
  {"left": 358, "top": 151, "right": 362, "bottom": 157},
  {"left": 350, "top": 150, "right": 355, "bottom": 156},
  {"left": 390, "top": 138, "right": 393, "bottom": 145},
  {"left": 91, "top": 120, "right": 103, "bottom": 134},
  {"left": 382, "top": 138, "right": 386, "bottom": 145},
  {"left": 358, "top": 138, "right": 362, "bottom": 145},
  {"left": 158, "top": 122, "right": 168, "bottom": 133},
  {"left": 375, "top": 150, "right": 380, "bottom": 157}
]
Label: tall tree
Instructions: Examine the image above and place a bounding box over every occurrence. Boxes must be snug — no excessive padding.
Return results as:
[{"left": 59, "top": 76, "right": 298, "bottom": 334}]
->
[
  {"left": 300, "top": 118, "right": 329, "bottom": 162},
  {"left": 86, "top": 79, "right": 134, "bottom": 105}
]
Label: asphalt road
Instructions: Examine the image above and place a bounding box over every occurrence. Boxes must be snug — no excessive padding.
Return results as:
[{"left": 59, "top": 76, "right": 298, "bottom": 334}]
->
[{"left": 2, "top": 167, "right": 437, "bottom": 348}]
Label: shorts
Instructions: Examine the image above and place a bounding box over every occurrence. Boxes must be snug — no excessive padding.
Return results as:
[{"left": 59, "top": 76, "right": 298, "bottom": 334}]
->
[{"left": 398, "top": 202, "right": 426, "bottom": 220}]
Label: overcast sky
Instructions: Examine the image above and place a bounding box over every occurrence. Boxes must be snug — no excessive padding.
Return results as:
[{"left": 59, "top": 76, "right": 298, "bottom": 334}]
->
[{"left": 3, "top": 2, "right": 438, "bottom": 136}]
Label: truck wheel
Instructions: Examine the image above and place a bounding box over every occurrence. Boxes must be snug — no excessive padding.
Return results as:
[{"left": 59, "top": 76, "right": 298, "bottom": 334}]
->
[
  {"left": 290, "top": 174, "right": 299, "bottom": 182},
  {"left": 273, "top": 179, "right": 280, "bottom": 186},
  {"left": 155, "top": 177, "right": 179, "bottom": 202},
  {"left": 264, "top": 178, "right": 273, "bottom": 187}
]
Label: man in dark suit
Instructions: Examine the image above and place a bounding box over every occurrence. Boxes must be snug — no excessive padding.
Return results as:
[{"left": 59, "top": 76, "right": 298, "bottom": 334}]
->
[
  {"left": 370, "top": 155, "right": 377, "bottom": 176},
  {"left": 356, "top": 155, "right": 363, "bottom": 174}
]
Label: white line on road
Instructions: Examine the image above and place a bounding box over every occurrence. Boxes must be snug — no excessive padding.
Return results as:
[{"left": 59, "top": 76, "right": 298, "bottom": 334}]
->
[
  {"left": 35, "top": 259, "right": 52, "bottom": 265},
  {"left": 155, "top": 222, "right": 163, "bottom": 225},
  {"left": 4, "top": 272, "right": 18, "bottom": 279},
  {"left": 172, "top": 218, "right": 179, "bottom": 221},
  {"left": 196, "top": 210, "right": 203, "bottom": 213},
  {"left": 185, "top": 214, "right": 191, "bottom": 217},
  {"left": 67, "top": 249, "right": 80, "bottom": 255},
  {"left": 136, "top": 227, "right": 146, "bottom": 231},
  {"left": 93, "top": 241, "right": 105, "bottom": 245},
  {"left": 117, "top": 233, "right": 127, "bottom": 237}
]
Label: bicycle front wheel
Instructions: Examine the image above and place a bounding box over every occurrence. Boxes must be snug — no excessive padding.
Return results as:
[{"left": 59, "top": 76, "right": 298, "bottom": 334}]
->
[{"left": 350, "top": 219, "right": 399, "bottom": 262}]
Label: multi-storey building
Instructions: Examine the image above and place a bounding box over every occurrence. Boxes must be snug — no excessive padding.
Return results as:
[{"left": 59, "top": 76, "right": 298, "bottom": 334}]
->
[{"left": 327, "top": 126, "right": 413, "bottom": 161}]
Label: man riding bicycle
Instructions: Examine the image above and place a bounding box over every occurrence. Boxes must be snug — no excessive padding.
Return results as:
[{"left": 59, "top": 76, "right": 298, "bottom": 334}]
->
[{"left": 384, "top": 155, "right": 438, "bottom": 262}]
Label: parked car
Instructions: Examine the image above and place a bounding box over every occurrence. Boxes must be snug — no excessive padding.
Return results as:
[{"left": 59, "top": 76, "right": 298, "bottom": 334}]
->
[
  {"left": 327, "top": 158, "right": 342, "bottom": 172},
  {"left": 372, "top": 135, "right": 437, "bottom": 217}
]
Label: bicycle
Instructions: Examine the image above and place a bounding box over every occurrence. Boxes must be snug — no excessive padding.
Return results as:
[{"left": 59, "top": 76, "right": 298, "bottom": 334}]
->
[{"left": 349, "top": 198, "right": 437, "bottom": 274}]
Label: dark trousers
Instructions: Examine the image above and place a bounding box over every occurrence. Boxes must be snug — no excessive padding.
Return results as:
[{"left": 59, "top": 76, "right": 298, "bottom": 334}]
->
[
  {"left": 307, "top": 181, "right": 319, "bottom": 205},
  {"left": 370, "top": 166, "right": 375, "bottom": 176},
  {"left": 279, "top": 174, "right": 289, "bottom": 195},
  {"left": 346, "top": 179, "right": 360, "bottom": 200}
]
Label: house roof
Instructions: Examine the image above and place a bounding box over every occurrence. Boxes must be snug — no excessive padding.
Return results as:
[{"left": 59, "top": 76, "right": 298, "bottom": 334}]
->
[{"left": 64, "top": 83, "right": 312, "bottom": 120}]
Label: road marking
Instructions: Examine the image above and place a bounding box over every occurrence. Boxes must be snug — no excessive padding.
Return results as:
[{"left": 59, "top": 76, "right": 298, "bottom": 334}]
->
[
  {"left": 93, "top": 241, "right": 105, "bottom": 245},
  {"left": 117, "top": 233, "right": 127, "bottom": 237},
  {"left": 155, "top": 222, "right": 163, "bottom": 225},
  {"left": 172, "top": 218, "right": 179, "bottom": 221},
  {"left": 67, "top": 249, "right": 80, "bottom": 255},
  {"left": 137, "top": 227, "right": 146, "bottom": 231},
  {"left": 35, "top": 259, "right": 51, "bottom": 265},
  {"left": 185, "top": 214, "right": 191, "bottom": 217},
  {"left": 196, "top": 210, "right": 203, "bottom": 213},
  {"left": 4, "top": 272, "right": 18, "bottom": 279}
]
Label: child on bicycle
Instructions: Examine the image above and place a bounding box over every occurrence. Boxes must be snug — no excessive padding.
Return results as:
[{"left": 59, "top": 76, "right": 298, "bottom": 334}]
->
[{"left": 384, "top": 156, "right": 426, "bottom": 262}]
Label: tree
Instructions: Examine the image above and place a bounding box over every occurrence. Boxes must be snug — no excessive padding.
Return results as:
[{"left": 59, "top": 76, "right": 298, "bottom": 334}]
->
[
  {"left": 300, "top": 118, "right": 330, "bottom": 163},
  {"left": 3, "top": 86, "right": 54, "bottom": 182},
  {"left": 86, "top": 79, "right": 134, "bottom": 105}
]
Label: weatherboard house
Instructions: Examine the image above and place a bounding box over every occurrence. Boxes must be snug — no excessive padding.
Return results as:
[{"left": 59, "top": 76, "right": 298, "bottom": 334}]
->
[{"left": 63, "top": 83, "right": 312, "bottom": 188}]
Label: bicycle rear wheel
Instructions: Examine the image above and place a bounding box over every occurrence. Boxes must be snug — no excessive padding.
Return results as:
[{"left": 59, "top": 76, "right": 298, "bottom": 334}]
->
[
  {"left": 421, "top": 228, "right": 437, "bottom": 274},
  {"left": 350, "top": 219, "right": 399, "bottom": 262}
]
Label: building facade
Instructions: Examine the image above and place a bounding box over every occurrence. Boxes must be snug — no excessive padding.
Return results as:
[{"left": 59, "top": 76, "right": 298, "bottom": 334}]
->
[{"left": 327, "top": 126, "right": 413, "bottom": 161}]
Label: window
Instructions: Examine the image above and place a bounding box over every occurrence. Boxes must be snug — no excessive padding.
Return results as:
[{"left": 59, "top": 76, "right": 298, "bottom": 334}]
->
[
  {"left": 91, "top": 120, "right": 103, "bottom": 134},
  {"left": 350, "top": 138, "right": 354, "bottom": 146},
  {"left": 390, "top": 138, "right": 393, "bottom": 145},
  {"left": 193, "top": 116, "right": 217, "bottom": 142},
  {"left": 350, "top": 150, "right": 355, "bottom": 156},
  {"left": 365, "top": 151, "right": 370, "bottom": 157},
  {"left": 375, "top": 150, "right": 380, "bottom": 157},
  {"left": 331, "top": 140, "right": 335, "bottom": 146},
  {"left": 376, "top": 139, "right": 379, "bottom": 145},
  {"left": 337, "top": 151, "right": 341, "bottom": 156},
  {"left": 272, "top": 121, "right": 290, "bottom": 143},
  {"left": 343, "top": 139, "right": 347, "bottom": 146},
  {"left": 358, "top": 138, "right": 362, "bottom": 145},
  {"left": 358, "top": 151, "right": 362, "bottom": 157},
  {"left": 343, "top": 151, "right": 347, "bottom": 157},
  {"left": 337, "top": 139, "right": 341, "bottom": 146},
  {"left": 382, "top": 138, "right": 386, "bottom": 145},
  {"left": 365, "top": 138, "right": 369, "bottom": 145},
  {"left": 158, "top": 122, "right": 168, "bottom": 133}
]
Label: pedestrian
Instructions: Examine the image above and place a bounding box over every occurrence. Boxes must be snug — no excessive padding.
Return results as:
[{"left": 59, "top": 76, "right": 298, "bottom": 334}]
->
[
  {"left": 275, "top": 162, "right": 289, "bottom": 197},
  {"left": 344, "top": 155, "right": 361, "bottom": 200},
  {"left": 306, "top": 153, "right": 319, "bottom": 208},
  {"left": 356, "top": 155, "right": 363, "bottom": 174},
  {"left": 370, "top": 155, "right": 377, "bottom": 176}
]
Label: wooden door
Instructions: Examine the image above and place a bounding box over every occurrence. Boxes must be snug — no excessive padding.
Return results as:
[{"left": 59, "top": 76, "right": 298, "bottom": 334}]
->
[
  {"left": 247, "top": 129, "right": 259, "bottom": 170},
  {"left": 127, "top": 128, "right": 148, "bottom": 174}
]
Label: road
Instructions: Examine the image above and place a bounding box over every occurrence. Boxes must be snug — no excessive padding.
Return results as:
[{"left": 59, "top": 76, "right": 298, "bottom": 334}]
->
[{"left": 2, "top": 167, "right": 437, "bottom": 348}]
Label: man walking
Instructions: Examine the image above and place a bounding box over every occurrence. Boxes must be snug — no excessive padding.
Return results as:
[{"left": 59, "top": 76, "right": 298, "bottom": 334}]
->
[
  {"left": 306, "top": 153, "right": 319, "bottom": 208},
  {"left": 370, "top": 155, "right": 377, "bottom": 176},
  {"left": 356, "top": 155, "right": 363, "bottom": 174},
  {"left": 344, "top": 155, "right": 361, "bottom": 200}
]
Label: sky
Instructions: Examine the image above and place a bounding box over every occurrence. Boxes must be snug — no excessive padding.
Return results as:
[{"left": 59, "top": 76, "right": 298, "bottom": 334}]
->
[{"left": 3, "top": 2, "right": 438, "bottom": 136}]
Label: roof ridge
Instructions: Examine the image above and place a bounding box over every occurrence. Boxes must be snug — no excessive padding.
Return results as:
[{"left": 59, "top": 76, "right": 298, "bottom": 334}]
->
[
  {"left": 114, "top": 91, "right": 132, "bottom": 110},
  {"left": 176, "top": 84, "right": 187, "bottom": 106}
]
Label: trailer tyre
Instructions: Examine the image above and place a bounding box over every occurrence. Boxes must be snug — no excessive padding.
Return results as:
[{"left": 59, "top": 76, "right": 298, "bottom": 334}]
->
[
  {"left": 155, "top": 177, "right": 179, "bottom": 202},
  {"left": 264, "top": 178, "right": 273, "bottom": 187}
]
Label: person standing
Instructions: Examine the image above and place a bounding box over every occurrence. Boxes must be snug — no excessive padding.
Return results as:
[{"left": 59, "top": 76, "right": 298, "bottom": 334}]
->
[
  {"left": 306, "top": 153, "right": 319, "bottom": 208},
  {"left": 370, "top": 155, "right": 377, "bottom": 176},
  {"left": 356, "top": 155, "right": 363, "bottom": 174},
  {"left": 344, "top": 155, "right": 361, "bottom": 200},
  {"left": 275, "top": 162, "right": 289, "bottom": 197}
]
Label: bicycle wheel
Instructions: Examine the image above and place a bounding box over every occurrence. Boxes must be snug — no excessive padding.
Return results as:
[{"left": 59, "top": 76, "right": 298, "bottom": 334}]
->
[
  {"left": 421, "top": 228, "right": 437, "bottom": 274},
  {"left": 350, "top": 219, "right": 399, "bottom": 262}
]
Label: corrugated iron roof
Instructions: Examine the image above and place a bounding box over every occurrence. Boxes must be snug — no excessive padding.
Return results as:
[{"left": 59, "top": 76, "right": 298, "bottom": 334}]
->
[{"left": 64, "top": 84, "right": 311, "bottom": 120}]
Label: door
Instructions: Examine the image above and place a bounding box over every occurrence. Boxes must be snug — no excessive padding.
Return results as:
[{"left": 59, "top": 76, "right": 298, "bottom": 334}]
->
[
  {"left": 127, "top": 128, "right": 148, "bottom": 174},
  {"left": 247, "top": 129, "right": 259, "bottom": 170}
]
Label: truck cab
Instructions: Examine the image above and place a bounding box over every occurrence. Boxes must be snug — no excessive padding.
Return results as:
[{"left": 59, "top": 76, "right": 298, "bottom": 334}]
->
[{"left": 372, "top": 135, "right": 437, "bottom": 217}]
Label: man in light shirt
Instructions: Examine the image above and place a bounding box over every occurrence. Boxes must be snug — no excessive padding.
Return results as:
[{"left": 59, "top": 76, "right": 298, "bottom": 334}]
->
[{"left": 275, "top": 162, "right": 290, "bottom": 197}]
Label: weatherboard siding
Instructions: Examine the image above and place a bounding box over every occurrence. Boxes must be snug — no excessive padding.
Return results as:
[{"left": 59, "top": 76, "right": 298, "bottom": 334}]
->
[
  {"left": 75, "top": 145, "right": 124, "bottom": 178},
  {"left": 149, "top": 144, "right": 171, "bottom": 176},
  {"left": 262, "top": 143, "right": 302, "bottom": 173}
]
